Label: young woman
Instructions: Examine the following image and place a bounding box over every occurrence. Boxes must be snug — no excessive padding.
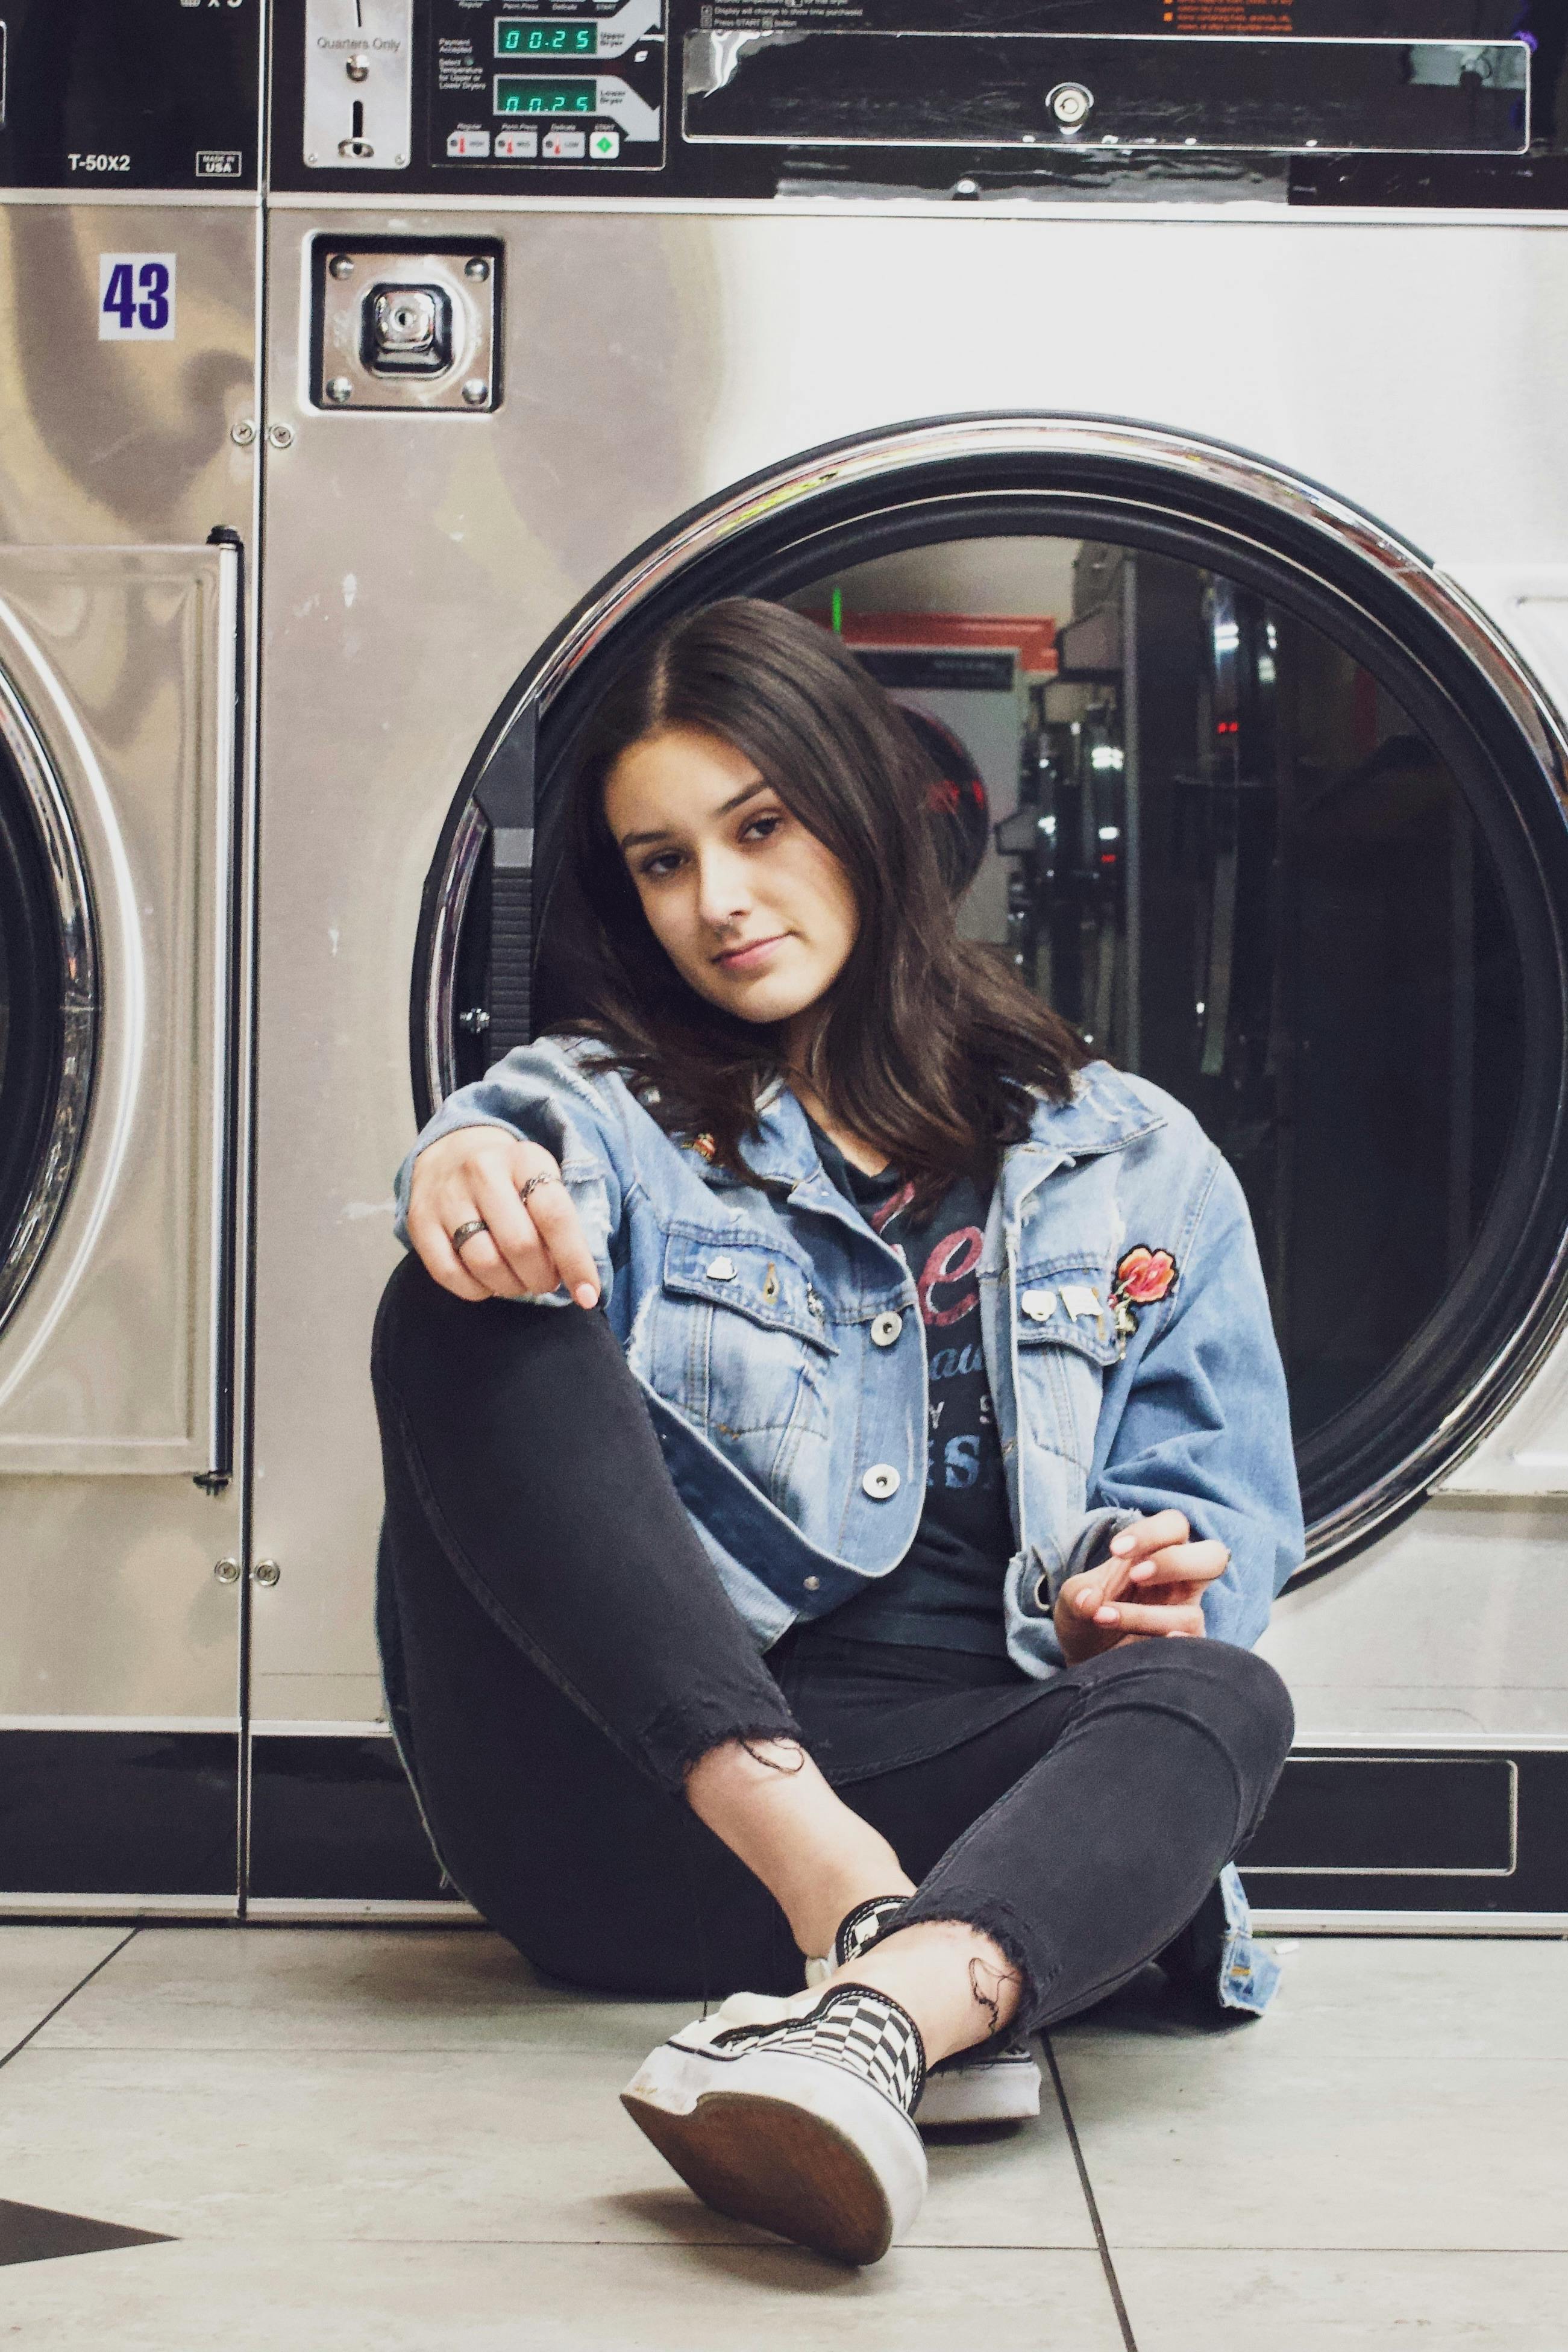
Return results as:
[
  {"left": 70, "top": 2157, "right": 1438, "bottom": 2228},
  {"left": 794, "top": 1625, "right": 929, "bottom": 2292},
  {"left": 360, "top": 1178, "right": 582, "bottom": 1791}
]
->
[{"left": 374, "top": 598, "right": 1301, "bottom": 2268}]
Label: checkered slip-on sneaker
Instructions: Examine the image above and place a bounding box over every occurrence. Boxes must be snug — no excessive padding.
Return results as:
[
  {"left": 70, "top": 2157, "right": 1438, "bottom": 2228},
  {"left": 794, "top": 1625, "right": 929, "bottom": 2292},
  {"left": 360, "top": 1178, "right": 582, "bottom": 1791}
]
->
[
  {"left": 804, "top": 1893, "right": 912, "bottom": 1989},
  {"left": 807, "top": 1896, "right": 1043, "bottom": 2128},
  {"left": 621, "top": 1984, "right": 927, "bottom": 2266}
]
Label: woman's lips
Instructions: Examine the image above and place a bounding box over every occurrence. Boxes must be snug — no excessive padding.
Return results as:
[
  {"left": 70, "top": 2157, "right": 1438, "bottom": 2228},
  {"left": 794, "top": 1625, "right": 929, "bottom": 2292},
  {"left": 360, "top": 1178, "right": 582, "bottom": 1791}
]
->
[{"left": 714, "top": 933, "right": 788, "bottom": 973}]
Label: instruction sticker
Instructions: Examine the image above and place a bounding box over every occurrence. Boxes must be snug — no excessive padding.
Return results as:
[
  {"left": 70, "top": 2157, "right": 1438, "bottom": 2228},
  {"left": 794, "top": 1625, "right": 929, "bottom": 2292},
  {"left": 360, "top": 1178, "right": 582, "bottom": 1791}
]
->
[{"left": 98, "top": 253, "right": 177, "bottom": 342}]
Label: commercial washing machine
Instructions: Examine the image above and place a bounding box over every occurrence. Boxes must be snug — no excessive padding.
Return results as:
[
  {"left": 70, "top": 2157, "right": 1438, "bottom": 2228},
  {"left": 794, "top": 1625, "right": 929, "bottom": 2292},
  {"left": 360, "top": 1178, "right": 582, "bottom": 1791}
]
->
[
  {"left": 239, "top": 0, "right": 1568, "bottom": 1928},
  {"left": 0, "top": 2, "right": 263, "bottom": 1908},
  {"left": 13, "top": 1, "right": 1568, "bottom": 1921}
]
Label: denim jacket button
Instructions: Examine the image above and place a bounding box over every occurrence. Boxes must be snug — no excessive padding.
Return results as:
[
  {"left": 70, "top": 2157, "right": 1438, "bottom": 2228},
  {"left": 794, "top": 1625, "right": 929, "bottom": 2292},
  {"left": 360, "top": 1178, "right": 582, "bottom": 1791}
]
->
[
  {"left": 861, "top": 1463, "right": 900, "bottom": 1500},
  {"left": 803, "top": 1575, "right": 821, "bottom": 1593},
  {"left": 705, "top": 1255, "right": 737, "bottom": 1282},
  {"left": 870, "top": 1311, "right": 903, "bottom": 1348}
]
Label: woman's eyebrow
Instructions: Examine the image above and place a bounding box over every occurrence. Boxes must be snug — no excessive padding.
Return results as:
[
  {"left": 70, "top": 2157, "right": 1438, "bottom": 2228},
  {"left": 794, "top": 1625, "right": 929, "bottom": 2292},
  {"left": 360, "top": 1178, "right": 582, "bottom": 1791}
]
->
[{"left": 618, "top": 779, "right": 770, "bottom": 853}]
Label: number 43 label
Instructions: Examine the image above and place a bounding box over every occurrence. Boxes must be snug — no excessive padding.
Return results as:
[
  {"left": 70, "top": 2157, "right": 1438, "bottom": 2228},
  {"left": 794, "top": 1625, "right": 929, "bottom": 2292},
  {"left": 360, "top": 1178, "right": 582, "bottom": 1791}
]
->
[{"left": 99, "top": 254, "right": 176, "bottom": 342}]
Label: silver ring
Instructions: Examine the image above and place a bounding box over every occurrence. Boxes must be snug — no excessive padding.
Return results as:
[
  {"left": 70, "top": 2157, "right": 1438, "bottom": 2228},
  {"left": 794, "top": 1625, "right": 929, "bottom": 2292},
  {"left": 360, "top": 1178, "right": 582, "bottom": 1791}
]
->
[
  {"left": 519, "top": 1172, "right": 562, "bottom": 1207},
  {"left": 450, "top": 1218, "right": 488, "bottom": 1252}
]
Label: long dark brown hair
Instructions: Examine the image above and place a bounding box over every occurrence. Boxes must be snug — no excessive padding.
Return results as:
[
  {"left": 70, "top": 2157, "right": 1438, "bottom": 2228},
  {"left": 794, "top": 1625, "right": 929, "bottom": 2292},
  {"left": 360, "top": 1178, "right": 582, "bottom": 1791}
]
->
[{"left": 556, "top": 598, "right": 1089, "bottom": 1196}]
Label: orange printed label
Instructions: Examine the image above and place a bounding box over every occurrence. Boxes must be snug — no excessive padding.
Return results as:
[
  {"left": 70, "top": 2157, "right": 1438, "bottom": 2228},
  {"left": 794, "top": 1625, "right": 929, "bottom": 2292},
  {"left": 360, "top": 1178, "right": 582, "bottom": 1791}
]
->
[{"left": 1164, "top": 2, "right": 1294, "bottom": 28}]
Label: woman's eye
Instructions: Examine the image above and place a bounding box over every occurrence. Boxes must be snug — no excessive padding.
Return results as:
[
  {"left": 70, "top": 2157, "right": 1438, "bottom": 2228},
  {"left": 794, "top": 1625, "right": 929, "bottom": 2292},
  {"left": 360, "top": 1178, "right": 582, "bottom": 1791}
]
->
[
  {"left": 741, "top": 812, "right": 783, "bottom": 844},
  {"left": 638, "top": 850, "right": 682, "bottom": 880}
]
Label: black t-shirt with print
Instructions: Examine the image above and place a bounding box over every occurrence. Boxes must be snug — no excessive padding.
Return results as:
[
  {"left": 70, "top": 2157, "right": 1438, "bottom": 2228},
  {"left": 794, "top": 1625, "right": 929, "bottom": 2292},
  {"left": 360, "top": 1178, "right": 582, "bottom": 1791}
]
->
[{"left": 808, "top": 1123, "right": 1014, "bottom": 1657}]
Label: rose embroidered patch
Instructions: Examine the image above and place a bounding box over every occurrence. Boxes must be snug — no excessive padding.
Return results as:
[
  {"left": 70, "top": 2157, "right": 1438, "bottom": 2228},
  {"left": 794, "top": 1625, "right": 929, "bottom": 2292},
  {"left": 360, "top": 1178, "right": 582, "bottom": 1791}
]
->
[
  {"left": 1109, "top": 1246, "right": 1178, "bottom": 1346},
  {"left": 1115, "top": 1246, "right": 1178, "bottom": 1306}
]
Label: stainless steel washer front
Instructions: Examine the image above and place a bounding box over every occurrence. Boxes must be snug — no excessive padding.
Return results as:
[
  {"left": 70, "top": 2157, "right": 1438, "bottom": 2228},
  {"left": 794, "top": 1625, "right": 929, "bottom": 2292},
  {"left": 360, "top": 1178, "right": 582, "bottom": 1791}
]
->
[{"left": 253, "top": 188, "right": 1568, "bottom": 1920}]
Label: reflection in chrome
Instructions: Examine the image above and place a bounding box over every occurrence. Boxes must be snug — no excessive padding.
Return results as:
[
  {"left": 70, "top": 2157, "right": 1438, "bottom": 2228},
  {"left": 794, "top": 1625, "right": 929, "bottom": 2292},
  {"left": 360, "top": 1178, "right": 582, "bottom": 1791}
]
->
[
  {"left": 427, "top": 415, "right": 1568, "bottom": 1570},
  {"left": 0, "top": 666, "right": 97, "bottom": 1342},
  {"left": 423, "top": 792, "right": 488, "bottom": 1153}
]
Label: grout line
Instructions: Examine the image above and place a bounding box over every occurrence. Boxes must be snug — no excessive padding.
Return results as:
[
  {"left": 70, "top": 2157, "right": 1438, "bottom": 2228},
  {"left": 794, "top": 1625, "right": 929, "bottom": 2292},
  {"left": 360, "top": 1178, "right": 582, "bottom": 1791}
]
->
[
  {"left": 317, "top": 2235, "right": 1118, "bottom": 2250},
  {"left": 126, "top": 2236, "right": 1568, "bottom": 2256},
  {"left": 1043, "top": 2033, "right": 1138, "bottom": 2352},
  {"left": 1024, "top": 2244, "right": 1568, "bottom": 2257},
  {"left": 0, "top": 1928, "right": 140, "bottom": 2073}
]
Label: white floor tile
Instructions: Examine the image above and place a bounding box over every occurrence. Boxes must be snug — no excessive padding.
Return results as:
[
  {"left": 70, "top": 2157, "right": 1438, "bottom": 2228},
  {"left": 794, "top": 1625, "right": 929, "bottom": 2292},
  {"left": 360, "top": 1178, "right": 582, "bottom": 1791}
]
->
[
  {"left": 0, "top": 2040, "right": 1093, "bottom": 2251},
  {"left": 1056, "top": 1936, "right": 1568, "bottom": 2065},
  {"left": 1053, "top": 1936, "right": 1568, "bottom": 2253},
  {"left": 0, "top": 1926, "right": 130, "bottom": 2055},
  {"left": 1115, "top": 2247, "right": 1568, "bottom": 2350},
  {"left": 31, "top": 1926, "right": 679, "bottom": 2055},
  {"left": 0, "top": 2239, "right": 1127, "bottom": 2350},
  {"left": 1054, "top": 2030, "right": 1568, "bottom": 2250}
]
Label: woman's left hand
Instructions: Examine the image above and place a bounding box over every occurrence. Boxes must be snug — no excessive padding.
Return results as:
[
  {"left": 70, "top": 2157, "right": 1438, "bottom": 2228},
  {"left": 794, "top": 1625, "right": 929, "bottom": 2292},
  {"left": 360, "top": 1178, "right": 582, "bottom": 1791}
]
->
[{"left": 1053, "top": 1510, "right": 1230, "bottom": 1665}]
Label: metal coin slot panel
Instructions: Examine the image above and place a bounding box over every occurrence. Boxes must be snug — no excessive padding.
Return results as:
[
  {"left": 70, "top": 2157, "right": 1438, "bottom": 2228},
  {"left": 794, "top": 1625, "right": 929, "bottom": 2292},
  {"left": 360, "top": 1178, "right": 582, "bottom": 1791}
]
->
[
  {"left": 312, "top": 244, "right": 501, "bottom": 414},
  {"left": 304, "top": 0, "right": 414, "bottom": 171}
]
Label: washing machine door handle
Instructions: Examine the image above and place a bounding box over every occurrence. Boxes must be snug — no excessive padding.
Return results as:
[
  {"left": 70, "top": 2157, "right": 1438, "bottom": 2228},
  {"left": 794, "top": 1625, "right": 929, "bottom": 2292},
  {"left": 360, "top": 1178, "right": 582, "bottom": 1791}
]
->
[{"left": 474, "top": 706, "right": 536, "bottom": 1058}]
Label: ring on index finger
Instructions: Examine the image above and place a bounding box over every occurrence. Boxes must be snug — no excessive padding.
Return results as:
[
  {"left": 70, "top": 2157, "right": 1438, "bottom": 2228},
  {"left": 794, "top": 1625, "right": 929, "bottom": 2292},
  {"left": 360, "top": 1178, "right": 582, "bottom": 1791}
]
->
[
  {"left": 519, "top": 1172, "right": 563, "bottom": 1208},
  {"left": 450, "top": 1218, "right": 489, "bottom": 1253}
]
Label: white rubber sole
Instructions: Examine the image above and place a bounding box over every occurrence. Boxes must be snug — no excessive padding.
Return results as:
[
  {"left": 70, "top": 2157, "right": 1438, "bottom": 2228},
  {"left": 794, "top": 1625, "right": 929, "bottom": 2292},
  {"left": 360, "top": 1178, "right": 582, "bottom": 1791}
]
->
[
  {"left": 917, "top": 2045, "right": 1043, "bottom": 2128},
  {"left": 622, "top": 2040, "right": 928, "bottom": 2266}
]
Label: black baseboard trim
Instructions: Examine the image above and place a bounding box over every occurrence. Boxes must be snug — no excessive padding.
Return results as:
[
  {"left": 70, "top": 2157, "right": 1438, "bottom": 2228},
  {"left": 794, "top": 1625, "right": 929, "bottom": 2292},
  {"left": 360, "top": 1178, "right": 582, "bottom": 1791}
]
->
[
  {"left": 1238, "top": 1746, "right": 1568, "bottom": 1916},
  {"left": 0, "top": 1730, "right": 237, "bottom": 1898},
  {"left": 247, "top": 1733, "right": 454, "bottom": 1902},
  {"left": 3, "top": 1729, "right": 1567, "bottom": 1916}
]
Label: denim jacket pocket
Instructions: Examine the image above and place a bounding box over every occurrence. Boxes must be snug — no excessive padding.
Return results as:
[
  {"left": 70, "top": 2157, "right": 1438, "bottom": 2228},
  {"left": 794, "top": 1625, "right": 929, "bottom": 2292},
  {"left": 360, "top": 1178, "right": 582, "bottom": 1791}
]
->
[
  {"left": 1013, "top": 1264, "right": 1120, "bottom": 1364},
  {"left": 645, "top": 1228, "right": 836, "bottom": 1445},
  {"left": 660, "top": 1229, "right": 836, "bottom": 1349},
  {"left": 1012, "top": 1261, "right": 1118, "bottom": 1467}
]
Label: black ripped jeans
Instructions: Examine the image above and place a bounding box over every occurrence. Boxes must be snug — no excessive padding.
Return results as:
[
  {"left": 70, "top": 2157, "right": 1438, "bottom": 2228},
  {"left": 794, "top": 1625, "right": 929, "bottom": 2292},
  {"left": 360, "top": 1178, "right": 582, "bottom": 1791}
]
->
[{"left": 371, "top": 1257, "right": 1294, "bottom": 2030}]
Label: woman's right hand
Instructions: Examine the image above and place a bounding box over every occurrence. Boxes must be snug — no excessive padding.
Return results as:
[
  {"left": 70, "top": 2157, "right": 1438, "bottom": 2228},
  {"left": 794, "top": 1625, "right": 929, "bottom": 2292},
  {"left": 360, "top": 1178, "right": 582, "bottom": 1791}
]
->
[
  {"left": 404, "top": 1127, "right": 602, "bottom": 1307},
  {"left": 1053, "top": 1511, "right": 1226, "bottom": 1665}
]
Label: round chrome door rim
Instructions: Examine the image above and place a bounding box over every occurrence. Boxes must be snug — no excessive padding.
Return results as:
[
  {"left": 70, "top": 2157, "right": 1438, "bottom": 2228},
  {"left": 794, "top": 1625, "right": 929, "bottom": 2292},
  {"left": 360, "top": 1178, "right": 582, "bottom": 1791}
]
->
[
  {"left": 506, "top": 413, "right": 1568, "bottom": 801},
  {"left": 0, "top": 664, "right": 97, "bottom": 1343},
  {"left": 428, "top": 412, "right": 1568, "bottom": 1568}
]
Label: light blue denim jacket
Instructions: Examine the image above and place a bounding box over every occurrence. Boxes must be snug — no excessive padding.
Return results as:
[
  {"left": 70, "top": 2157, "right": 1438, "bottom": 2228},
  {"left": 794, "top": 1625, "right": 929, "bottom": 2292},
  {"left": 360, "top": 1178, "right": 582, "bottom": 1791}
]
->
[
  {"left": 396, "top": 1036, "right": 1302, "bottom": 1659},
  {"left": 394, "top": 1038, "right": 1303, "bottom": 2010}
]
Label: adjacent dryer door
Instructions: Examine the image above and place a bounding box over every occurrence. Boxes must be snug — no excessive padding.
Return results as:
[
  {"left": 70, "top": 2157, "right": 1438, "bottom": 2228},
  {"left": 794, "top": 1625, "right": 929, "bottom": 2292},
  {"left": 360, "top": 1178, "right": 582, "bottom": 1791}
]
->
[{"left": 0, "top": 543, "right": 241, "bottom": 1473}]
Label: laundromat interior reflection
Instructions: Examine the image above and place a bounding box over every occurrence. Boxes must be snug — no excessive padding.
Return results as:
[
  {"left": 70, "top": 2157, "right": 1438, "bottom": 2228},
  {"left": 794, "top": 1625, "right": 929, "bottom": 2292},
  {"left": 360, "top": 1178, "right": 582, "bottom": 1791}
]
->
[{"left": 780, "top": 538, "right": 1524, "bottom": 1482}]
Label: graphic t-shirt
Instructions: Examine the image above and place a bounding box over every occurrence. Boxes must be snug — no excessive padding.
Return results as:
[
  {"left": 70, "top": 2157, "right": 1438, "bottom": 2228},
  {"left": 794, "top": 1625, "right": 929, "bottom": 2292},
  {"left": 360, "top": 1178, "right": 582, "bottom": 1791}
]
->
[{"left": 808, "top": 1123, "right": 1015, "bottom": 1655}]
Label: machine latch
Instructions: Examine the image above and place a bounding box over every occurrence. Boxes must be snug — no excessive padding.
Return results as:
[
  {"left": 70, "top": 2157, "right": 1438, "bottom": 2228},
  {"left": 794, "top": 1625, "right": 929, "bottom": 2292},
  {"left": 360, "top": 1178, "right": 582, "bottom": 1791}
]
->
[
  {"left": 363, "top": 285, "right": 453, "bottom": 377},
  {"left": 313, "top": 243, "right": 501, "bottom": 413}
]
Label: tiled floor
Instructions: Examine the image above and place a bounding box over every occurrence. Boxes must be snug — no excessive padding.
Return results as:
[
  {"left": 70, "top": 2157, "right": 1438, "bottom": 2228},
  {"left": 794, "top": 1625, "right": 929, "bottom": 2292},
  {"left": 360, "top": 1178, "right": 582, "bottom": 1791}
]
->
[{"left": 0, "top": 1926, "right": 1564, "bottom": 2347}]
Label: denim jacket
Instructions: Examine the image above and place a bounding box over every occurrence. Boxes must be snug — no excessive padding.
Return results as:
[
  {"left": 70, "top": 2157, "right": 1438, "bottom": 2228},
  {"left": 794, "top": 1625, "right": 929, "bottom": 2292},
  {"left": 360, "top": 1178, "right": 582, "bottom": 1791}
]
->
[
  {"left": 396, "top": 1037, "right": 1303, "bottom": 1667},
  {"left": 394, "top": 1040, "right": 1302, "bottom": 2012}
]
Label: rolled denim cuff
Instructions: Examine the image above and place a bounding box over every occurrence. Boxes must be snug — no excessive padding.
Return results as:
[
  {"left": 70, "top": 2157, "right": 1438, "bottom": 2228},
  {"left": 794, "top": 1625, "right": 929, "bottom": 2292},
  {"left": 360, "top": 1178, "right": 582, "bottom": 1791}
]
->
[{"left": 1026, "top": 1506, "right": 1145, "bottom": 1614}]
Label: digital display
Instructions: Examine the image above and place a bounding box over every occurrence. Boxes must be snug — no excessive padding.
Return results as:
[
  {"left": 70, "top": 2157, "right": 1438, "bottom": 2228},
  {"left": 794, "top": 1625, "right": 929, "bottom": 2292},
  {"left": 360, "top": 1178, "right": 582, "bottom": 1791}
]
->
[
  {"left": 496, "top": 22, "right": 598, "bottom": 58},
  {"left": 494, "top": 77, "right": 597, "bottom": 114}
]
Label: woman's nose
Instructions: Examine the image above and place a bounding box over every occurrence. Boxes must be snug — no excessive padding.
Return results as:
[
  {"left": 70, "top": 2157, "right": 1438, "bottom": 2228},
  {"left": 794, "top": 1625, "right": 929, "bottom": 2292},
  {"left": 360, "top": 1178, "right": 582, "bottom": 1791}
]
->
[{"left": 695, "top": 846, "right": 751, "bottom": 928}]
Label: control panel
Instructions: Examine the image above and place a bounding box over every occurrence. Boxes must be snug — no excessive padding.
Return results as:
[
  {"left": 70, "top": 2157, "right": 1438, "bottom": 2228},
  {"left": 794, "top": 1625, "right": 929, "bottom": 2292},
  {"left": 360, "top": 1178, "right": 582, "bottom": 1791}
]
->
[
  {"left": 274, "top": 2, "right": 1561, "bottom": 207},
  {"left": 0, "top": 0, "right": 260, "bottom": 193},
  {"left": 433, "top": 0, "right": 663, "bottom": 169}
]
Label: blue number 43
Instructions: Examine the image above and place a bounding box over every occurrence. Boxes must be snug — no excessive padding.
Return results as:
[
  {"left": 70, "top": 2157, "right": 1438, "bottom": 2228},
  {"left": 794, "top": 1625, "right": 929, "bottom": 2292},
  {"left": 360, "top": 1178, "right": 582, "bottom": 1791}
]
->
[{"left": 103, "top": 260, "right": 170, "bottom": 333}]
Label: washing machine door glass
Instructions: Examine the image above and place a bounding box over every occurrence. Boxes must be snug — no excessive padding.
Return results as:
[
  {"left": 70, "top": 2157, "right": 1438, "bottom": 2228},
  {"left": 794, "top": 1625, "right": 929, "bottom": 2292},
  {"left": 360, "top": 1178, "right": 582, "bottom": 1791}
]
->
[
  {"left": 0, "top": 680, "right": 94, "bottom": 1339},
  {"left": 773, "top": 541, "right": 1529, "bottom": 1475},
  {"left": 419, "top": 422, "right": 1568, "bottom": 1572}
]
